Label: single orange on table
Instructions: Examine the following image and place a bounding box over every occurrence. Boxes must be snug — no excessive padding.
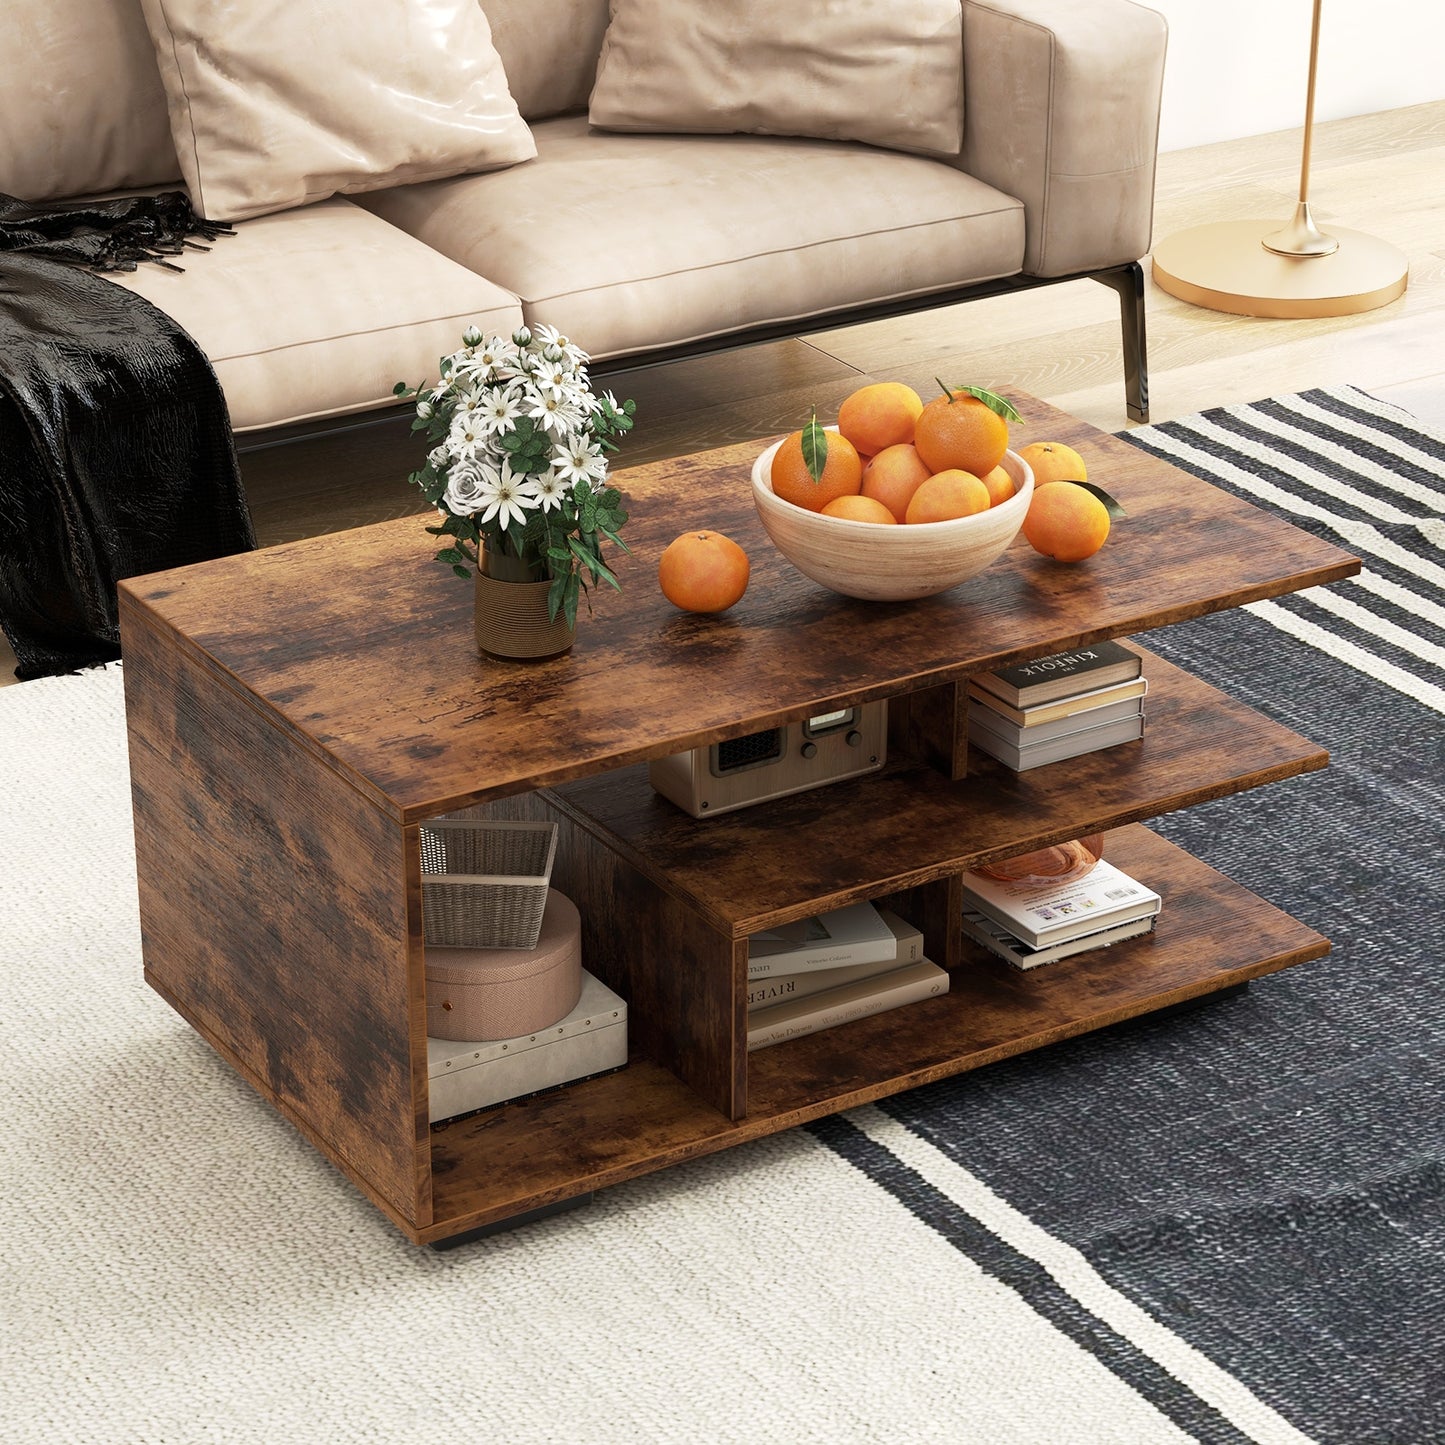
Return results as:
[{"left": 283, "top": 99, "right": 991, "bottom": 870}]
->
[
  {"left": 904, "top": 469, "right": 991, "bottom": 524},
  {"left": 770, "top": 428, "right": 863, "bottom": 512},
  {"left": 658, "top": 530, "right": 751, "bottom": 612},
  {"left": 913, "top": 389, "right": 1009, "bottom": 478},
  {"left": 1018, "top": 441, "right": 1088, "bottom": 487},
  {"left": 837, "top": 381, "right": 924, "bottom": 455},
  {"left": 821, "top": 494, "right": 898, "bottom": 524},
  {"left": 1022, "top": 481, "right": 1111, "bottom": 561},
  {"left": 860, "top": 443, "right": 931, "bottom": 522}
]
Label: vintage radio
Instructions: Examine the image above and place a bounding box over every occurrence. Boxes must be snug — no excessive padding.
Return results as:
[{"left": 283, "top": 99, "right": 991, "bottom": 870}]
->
[{"left": 648, "top": 702, "right": 887, "bottom": 817}]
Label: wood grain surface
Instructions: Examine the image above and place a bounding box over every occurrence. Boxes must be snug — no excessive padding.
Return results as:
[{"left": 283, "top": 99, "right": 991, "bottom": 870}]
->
[
  {"left": 544, "top": 646, "right": 1328, "bottom": 934},
  {"left": 120, "top": 602, "right": 432, "bottom": 1231},
  {"left": 426, "top": 823, "right": 1327, "bottom": 1242},
  {"left": 119, "top": 390, "right": 1357, "bottom": 823}
]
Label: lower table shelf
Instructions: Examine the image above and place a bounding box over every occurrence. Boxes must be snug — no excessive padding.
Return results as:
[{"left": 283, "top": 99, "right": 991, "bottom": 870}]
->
[{"left": 426, "top": 824, "right": 1326, "bottom": 1243}]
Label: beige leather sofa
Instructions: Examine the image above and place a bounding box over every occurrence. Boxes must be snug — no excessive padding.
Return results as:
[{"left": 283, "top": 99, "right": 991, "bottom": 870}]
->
[{"left": 6, "top": 0, "right": 1167, "bottom": 441}]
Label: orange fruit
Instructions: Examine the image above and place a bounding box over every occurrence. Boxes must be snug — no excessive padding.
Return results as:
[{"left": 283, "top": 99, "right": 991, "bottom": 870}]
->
[
  {"left": 658, "top": 530, "right": 751, "bottom": 612},
  {"left": 860, "top": 443, "right": 931, "bottom": 522},
  {"left": 770, "top": 428, "right": 863, "bottom": 513},
  {"left": 1018, "top": 441, "right": 1088, "bottom": 487},
  {"left": 837, "top": 382, "right": 924, "bottom": 455},
  {"left": 913, "top": 389, "right": 1009, "bottom": 478},
  {"left": 821, "top": 494, "right": 898, "bottom": 524},
  {"left": 1022, "top": 482, "right": 1111, "bottom": 561},
  {"left": 904, "top": 469, "right": 991, "bottom": 524},
  {"left": 979, "top": 464, "right": 1016, "bottom": 507}
]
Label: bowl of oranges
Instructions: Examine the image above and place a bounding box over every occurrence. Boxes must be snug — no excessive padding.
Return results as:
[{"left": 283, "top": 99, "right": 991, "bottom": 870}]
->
[{"left": 751, "top": 382, "right": 1034, "bottom": 601}]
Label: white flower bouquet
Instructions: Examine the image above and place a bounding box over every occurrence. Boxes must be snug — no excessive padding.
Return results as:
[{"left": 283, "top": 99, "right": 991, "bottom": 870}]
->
[{"left": 395, "top": 325, "right": 636, "bottom": 627}]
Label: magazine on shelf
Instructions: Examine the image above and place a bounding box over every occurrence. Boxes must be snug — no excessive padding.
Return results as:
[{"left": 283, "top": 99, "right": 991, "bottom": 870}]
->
[
  {"left": 746, "top": 899, "right": 899, "bottom": 980},
  {"left": 747, "top": 910, "right": 923, "bottom": 1009},
  {"left": 965, "top": 675, "right": 1149, "bottom": 729},
  {"left": 967, "top": 712, "right": 1146, "bottom": 771},
  {"left": 961, "top": 907, "right": 1157, "bottom": 970},
  {"left": 747, "top": 959, "right": 949, "bottom": 1052},
  {"left": 959, "top": 857, "right": 1162, "bottom": 949},
  {"left": 971, "top": 640, "right": 1144, "bottom": 708}
]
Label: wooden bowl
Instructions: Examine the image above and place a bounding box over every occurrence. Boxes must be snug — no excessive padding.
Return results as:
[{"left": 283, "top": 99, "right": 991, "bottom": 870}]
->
[{"left": 751, "top": 439, "right": 1034, "bottom": 601}]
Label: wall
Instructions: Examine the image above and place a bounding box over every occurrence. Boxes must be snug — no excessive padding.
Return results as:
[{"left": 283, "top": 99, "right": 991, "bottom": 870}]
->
[{"left": 1150, "top": 0, "right": 1445, "bottom": 152}]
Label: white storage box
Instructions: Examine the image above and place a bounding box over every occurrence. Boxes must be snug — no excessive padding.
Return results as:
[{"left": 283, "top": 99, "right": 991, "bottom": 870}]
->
[{"left": 427, "top": 970, "right": 629, "bottom": 1124}]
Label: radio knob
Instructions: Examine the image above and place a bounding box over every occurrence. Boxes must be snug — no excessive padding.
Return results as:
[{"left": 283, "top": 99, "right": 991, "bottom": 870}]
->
[
  {"left": 845, "top": 730, "right": 863, "bottom": 747},
  {"left": 800, "top": 742, "right": 818, "bottom": 759}
]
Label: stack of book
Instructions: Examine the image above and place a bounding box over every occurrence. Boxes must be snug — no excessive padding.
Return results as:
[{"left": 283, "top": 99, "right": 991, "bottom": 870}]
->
[
  {"left": 959, "top": 856, "right": 1162, "bottom": 970},
  {"left": 746, "top": 901, "right": 948, "bottom": 1051},
  {"left": 966, "top": 639, "right": 1147, "bottom": 771}
]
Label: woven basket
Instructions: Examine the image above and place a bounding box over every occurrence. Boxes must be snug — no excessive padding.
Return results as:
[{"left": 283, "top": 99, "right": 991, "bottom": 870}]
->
[{"left": 419, "top": 819, "right": 558, "bottom": 949}]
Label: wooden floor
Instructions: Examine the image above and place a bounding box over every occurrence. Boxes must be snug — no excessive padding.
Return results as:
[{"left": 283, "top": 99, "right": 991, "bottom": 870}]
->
[{"left": 5, "top": 102, "right": 1443, "bottom": 686}]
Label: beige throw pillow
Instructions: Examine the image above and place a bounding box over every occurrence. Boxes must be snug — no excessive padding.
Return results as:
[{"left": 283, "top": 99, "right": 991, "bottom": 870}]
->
[
  {"left": 588, "top": 0, "right": 964, "bottom": 158},
  {"left": 139, "top": 0, "right": 537, "bottom": 222}
]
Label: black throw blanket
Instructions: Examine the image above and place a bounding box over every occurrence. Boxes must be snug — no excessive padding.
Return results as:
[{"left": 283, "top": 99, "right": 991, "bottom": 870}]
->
[{"left": 0, "top": 193, "right": 255, "bottom": 678}]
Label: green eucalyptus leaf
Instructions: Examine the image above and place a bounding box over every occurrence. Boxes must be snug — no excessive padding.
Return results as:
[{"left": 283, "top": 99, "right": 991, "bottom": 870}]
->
[
  {"left": 802, "top": 409, "right": 828, "bottom": 484},
  {"left": 1070, "top": 481, "right": 1129, "bottom": 519},
  {"left": 435, "top": 547, "right": 466, "bottom": 565},
  {"left": 451, "top": 564, "right": 471, "bottom": 580},
  {"left": 939, "top": 382, "right": 1023, "bottom": 423}
]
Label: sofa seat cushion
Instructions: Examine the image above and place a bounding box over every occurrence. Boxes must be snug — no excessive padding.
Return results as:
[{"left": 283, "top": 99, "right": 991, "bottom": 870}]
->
[
  {"left": 106, "top": 199, "right": 523, "bottom": 433},
  {"left": 358, "top": 115, "right": 1024, "bottom": 362}
]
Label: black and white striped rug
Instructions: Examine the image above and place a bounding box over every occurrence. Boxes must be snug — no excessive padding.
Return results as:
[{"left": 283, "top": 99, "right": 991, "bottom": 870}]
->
[
  {"left": 1, "top": 387, "right": 1438, "bottom": 1444},
  {"left": 817, "top": 386, "right": 1445, "bottom": 1445}
]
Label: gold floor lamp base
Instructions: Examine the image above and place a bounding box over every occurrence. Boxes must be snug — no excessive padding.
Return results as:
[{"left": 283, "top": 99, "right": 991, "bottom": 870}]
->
[{"left": 1152, "top": 219, "right": 1409, "bottom": 319}]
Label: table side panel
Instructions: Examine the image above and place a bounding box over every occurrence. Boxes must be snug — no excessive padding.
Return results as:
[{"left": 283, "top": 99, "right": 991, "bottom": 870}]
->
[{"left": 120, "top": 603, "right": 431, "bottom": 1228}]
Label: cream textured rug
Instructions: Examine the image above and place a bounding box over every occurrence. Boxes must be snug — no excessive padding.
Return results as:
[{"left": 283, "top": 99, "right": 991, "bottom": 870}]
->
[{"left": 2, "top": 664, "right": 1286, "bottom": 1445}]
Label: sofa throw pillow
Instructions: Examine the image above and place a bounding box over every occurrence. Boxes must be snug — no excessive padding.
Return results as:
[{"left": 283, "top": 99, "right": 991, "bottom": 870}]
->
[
  {"left": 138, "top": 0, "right": 537, "bottom": 222},
  {"left": 588, "top": 0, "right": 964, "bottom": 158}
]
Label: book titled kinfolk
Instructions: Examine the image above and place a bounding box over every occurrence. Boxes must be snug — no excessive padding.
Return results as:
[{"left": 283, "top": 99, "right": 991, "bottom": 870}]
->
[
  {"left": 747, "top": 958, "right": 949, "bottom": 1052},
  {"left": 966, "top": 675, "right": 1149, "bottom": 730},
  {"left": 747, "top": 910, "right": 924, "bottom": 1009},
  {"left": 959, "top": 857, "right": 1162, "bottom": 949},
  {"left": 746, "top": 899, "right": 898, "bottom": 980},
  {"left": 971, "top": 639, "right": 1143, "bottom": 708},
  {"left": 961, "top": 907, "right": 1157, "bottom": 970}
]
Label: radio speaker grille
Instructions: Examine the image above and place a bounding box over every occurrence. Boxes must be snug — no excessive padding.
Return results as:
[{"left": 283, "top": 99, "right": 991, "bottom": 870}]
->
[{"left": 715, "top": 729, "right": 783, "bottom": 773}]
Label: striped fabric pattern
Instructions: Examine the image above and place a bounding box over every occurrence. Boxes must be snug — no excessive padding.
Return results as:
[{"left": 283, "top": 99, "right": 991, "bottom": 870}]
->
[
  {"left": 1123, "top": 386, "right": 1445, "bottom": 712},
  {"left": 811, "top": 386, "right": 1445, "bottom": 1445}
]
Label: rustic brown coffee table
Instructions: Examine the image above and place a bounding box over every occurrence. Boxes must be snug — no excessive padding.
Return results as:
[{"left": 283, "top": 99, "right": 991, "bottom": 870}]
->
[{"left": 118, "top": 391, "right": 1359, "bottom": 1245}]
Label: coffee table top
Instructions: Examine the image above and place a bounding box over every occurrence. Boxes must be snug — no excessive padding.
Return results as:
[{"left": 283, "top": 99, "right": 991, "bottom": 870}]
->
[{"left": 119, "top": 391, "right": 1359, "bottom": 821}]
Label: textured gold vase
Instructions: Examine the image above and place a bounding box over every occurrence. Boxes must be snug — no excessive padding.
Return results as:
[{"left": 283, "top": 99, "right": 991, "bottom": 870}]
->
[{"left": 474, "top": 553, "right": 574, "bottom": 661}]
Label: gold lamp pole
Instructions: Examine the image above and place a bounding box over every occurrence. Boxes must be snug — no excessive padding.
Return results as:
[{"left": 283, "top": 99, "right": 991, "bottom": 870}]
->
[{"left": 1152, "top": 0, "right": 1408, "bottom": 318}]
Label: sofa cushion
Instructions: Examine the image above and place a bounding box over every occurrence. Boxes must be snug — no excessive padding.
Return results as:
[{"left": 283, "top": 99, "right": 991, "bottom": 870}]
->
[
  {"left": 1, "top": 0, "right": 180, "bottom": 201},
  {"left": 358, "top": 116, "right": 1023, "bottom": 363},
  {"left": 106, "top": 199, "right": 523, "bottom": 432},
  {"left": 137, "top": 0, "right": 537, "bottom": 222},
  {"left": 481, "top": 0, "right": 612, "bottom": 121},
  {"left": 588, "top": 0, "right": 963, "bottom": 158}
]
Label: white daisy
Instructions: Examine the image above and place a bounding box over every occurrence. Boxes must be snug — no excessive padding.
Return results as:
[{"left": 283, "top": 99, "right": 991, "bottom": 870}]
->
[
  {"left": 475, "top": 460, "right": 541, "bottom": 532},
  {"left": 528, "top": 390, "right": 584, "bottom": 436},
  {"left": 531, "top": 467, "right": 572, "bottom": 512},
  {"left": 447, "top": 414, "right": 487, "bottom": 457},
  {"left": 552, "top": 435, "right": 608, "bottom": 486},
  {"left": 532, "top": 324, "right": 588, "bottom": 368},
  {"left": 477, "top": 384, "right": 526, "bottom": 434}
]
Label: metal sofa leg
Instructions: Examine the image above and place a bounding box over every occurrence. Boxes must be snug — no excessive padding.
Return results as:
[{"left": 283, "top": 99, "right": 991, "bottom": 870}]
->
[{"left": 1093, "top": 262, "right": 1150, "bottom": 424}]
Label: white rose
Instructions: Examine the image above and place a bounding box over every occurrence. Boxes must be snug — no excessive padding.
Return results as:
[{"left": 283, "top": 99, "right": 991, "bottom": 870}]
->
[{"left": 443, "top": 461, "right": 489, "bottom": 516}]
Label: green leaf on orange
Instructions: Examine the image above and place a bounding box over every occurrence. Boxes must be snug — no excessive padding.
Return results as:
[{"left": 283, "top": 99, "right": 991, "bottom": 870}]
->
[
  {"left": 802, "top": 409, "right": 829, "bottom": 484},
  {"left": 937, "top": 382, "right": 1023, "bottom": 424},
  {"left": 1069, "top": 481, "right": 1128, "bottom": 519}
]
